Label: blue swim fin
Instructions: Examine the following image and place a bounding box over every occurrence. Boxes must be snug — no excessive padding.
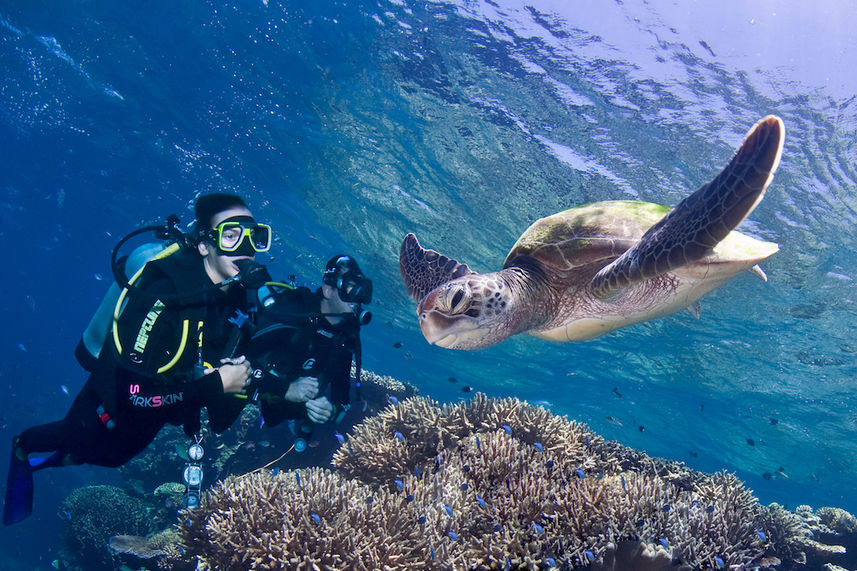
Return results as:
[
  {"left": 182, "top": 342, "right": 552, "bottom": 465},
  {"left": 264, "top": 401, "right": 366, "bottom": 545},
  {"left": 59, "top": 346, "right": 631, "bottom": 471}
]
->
[{"left": 3, "top": 440, "right": 34, "bottom": 525}]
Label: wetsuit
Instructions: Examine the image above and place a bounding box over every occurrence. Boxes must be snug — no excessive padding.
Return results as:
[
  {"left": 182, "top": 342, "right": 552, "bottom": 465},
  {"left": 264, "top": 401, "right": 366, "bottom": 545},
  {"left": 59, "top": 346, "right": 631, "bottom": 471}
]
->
[
  {"left": 248, "top": 285, "right": 358, "bottom": 427},
  {"left": 14, "top": 248, "right": 251, "bottom": 467}
]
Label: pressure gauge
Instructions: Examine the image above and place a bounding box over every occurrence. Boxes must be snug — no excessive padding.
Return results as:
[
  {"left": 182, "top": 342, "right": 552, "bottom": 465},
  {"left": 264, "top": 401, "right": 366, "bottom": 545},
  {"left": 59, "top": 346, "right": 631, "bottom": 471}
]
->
[{"left": 188, "top": 443, "right": 204, "bottom": 461}]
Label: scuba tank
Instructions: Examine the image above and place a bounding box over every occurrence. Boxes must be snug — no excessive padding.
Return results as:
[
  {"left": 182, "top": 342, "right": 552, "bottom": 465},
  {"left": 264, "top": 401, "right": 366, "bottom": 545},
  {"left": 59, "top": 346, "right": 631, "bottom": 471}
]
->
[{"left": 75, "top": 242, "right": 167, "bottom": 371}]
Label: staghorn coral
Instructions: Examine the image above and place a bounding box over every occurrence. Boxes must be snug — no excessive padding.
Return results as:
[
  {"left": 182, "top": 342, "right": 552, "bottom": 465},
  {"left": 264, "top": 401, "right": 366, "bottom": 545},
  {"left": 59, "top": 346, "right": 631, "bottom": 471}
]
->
[{"left": 176, "top": 394, "right": 815, "bottom": 570}]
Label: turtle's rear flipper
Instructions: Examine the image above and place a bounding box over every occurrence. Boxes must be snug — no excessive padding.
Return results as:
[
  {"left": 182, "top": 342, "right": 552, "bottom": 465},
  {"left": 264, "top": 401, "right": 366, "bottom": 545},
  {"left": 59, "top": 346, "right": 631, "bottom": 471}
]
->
[
  {"left": 590, "top": 115, "right": 784, "bottom": 298},
  {"left": 400, "top": 233, "right": 474, "bottom": 301}
]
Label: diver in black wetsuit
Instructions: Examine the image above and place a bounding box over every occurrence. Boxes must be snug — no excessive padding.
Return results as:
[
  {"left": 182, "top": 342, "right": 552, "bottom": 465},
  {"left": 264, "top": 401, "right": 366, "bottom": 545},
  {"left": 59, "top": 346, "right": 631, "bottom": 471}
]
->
[
  {"left": 249, "top": 255, "right": 373, "bottom": 451},
  {"left": 3, "top": 193, "right": 270, "bottom": 525}
]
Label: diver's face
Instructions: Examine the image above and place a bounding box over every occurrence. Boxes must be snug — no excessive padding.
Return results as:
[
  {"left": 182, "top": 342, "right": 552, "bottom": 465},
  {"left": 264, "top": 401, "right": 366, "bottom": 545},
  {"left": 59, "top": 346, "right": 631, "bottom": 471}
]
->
[
  {"left": 321, "top": 284, "right": 359, "bottom": 323},
  {"left": 198, "top": 205, "right": 255, "bottom": 284}
]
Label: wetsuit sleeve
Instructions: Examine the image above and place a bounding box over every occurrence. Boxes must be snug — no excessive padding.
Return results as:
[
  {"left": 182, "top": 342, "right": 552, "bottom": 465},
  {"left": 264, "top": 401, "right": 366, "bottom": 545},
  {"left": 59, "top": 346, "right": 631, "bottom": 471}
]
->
[{"left": 319, "top": 342, "right": 353, "bottom": 408}]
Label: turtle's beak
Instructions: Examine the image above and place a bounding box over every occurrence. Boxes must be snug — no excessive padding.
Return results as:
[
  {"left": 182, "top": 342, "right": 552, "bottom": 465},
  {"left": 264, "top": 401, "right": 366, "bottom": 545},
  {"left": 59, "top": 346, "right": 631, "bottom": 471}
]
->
[{"left": 417, "top": 293, "right": 482, "bottom": 349}]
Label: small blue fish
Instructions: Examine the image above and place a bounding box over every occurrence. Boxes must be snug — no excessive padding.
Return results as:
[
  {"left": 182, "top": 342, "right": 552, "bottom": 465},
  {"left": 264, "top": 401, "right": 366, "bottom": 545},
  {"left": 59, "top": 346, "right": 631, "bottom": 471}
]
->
[
  {"left": 449, "top": 531, "right": 458, "bottom": 541},
  {"left": 463, "top": 464, "right": 470, "bottom": 472},
  {"left": 17, "top": 343, "right": 26, "bottom": 352},
  {"left": 575, "top": 468, "right": 585, "bottom": 479},
  {"left": 533, "top": 522, "right": 543, "bottom": 535},
  {"left": 185, "top": 518, "right": 193, "bottom": 527},
  {"left": 406, "top": 494, "right": 414, "bottom": 503},
  {"left": 585, "top": 435, "right": 590, "bottom": 448},
  {"left": 493, "top": 524, "right": 503, "bottom": 532},
  {"left": 546, "top": 557, "right": 556, "bottom": 567},
  {"left": 476, "top": 436, "right": 481, "bottom": 450},
  {"left": 311, "top": 513, "right": 321, "bottom": 525},
  {"left": 707, "top": 505, "right": 716, "bottom": 513},
  {"left": 259, "top": 416, "right": 265, "bottom": 428},
  {"left": 662, "top": 504, "right": 671, "bottom": 512},
  {"left": 502, "top": 424, "right": 512, "bottom": 434},
  {"left": 476, "top": 496, "right": 486, "bottom": 509},
  {"left": 334, "top": 432, "right": 345, "bottom": 445},
  {"left": 388, "top": 395, "right": 399, "bottom": 405},
  {"left": 444, "top": 504, "right": 453, "bottom": 516},
  {"left": 394, "top": 431, "right": 404, "bottom": 442},
  {"left": 621, "top": 475, "right": 626, "bottom": 490},
  {"left": 584, "top": 550, "right": 594, "bottom": 562},
  {"left": 756, "top": 530, "right": 767, "bottom": 542},
  {"left": 418, "top": 516, "right": 427, "bottom": 524},
  {"left": 714, "top": 556, "right": 725, "bottom": 568},
  {"left": 179, "top": 546, "right": 186, "bottom": 555},
  {"left": 272, "top": 467, "right": 280, "bottom": 476},
  {"left": 296, "top": 473, "right": 301, "bottom": 486},
  {"left": 533, "top": 442, "right": 543, "bottom": 452},
  {"left": 348, "top": 444, "right": 354, "bottom": 456},
  {"left": 60, "top": 385, "right": 69, "bottom": 395},
  {"left": 414, "top": 466, "right": 420, "bottom": 478},
  {"left": 505, "top": 479, "right": 511, "bottom": 491},
  {"left": 430, "top": 547, "right": 435, "bottom": 560},
  {"left": 62, "top": 510, "right": 71, "bottom": 521},
  {"left": 659, "top": 538, "right": 669, "bottom": 549},
  {"left": 258, "top": 440, "right": 270, "bottom": 447},
  {"left": 395, "top": 479, "right": 404, "bottom": 491},
  {"left": 366, "top": 495, "right": 374, "bottom": 504},
  {"left": 546, "top": 460, "right": 554, "bottom": 469}
]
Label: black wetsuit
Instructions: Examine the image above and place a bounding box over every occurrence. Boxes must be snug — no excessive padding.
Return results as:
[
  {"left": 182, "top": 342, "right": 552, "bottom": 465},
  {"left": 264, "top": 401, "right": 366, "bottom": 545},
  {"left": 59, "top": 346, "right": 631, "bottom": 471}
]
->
[
  {"left": 248, "top": 285, "right": 358, "bottom": 427},
  {"left": 15, "top": 248, "right": 251, "bottom": 467}
]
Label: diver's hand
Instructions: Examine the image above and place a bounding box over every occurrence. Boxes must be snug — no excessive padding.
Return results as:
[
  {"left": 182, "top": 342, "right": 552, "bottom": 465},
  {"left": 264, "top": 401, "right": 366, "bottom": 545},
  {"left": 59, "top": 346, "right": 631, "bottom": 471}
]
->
[
  {"left": 284, "top": 376, "right": 319, "bottom": 403},
  {"left": 208, "top": 356, "right": 252, "bottom": 394},
  {"left": 306, "top": 397, "right": 335, "bottom": 423}
]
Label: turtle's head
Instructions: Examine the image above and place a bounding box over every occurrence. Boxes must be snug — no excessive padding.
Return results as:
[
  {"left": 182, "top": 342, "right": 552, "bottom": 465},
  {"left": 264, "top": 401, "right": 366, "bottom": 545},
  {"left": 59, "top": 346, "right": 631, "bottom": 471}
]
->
[{"left": 417, "top": 271, "right": 524, "bottom": 350}]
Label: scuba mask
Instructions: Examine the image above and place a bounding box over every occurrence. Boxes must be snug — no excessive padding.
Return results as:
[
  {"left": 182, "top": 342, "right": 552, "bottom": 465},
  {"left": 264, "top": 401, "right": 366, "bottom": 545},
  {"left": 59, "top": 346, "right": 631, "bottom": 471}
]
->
[
  {"left": 323, "top": 255, "right": 372, "bottom": 305},
  {"left": 206, "top": 215, "right": 272, "bottom": 256}
]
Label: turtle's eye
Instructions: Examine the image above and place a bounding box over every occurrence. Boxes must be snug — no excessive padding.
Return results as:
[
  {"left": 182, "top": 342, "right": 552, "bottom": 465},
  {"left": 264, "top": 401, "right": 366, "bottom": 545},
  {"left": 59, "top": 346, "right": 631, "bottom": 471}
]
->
[{"left": 443, "top": 284, "right": 471, "bottom": 314}]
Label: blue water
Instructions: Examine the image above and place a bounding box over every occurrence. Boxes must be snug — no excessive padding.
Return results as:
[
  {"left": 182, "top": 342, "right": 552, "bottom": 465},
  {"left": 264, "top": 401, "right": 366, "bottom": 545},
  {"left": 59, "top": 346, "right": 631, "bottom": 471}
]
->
[{"left": 1, "top": 0, "right": 856, "bottom": 567}]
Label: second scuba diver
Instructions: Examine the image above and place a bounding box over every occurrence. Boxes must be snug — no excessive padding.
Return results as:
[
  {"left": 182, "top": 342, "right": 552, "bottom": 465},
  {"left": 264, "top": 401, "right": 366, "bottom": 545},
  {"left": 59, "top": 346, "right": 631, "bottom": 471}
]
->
[{"left": 247, "top": 255, "right": 373, "bottom": 451}]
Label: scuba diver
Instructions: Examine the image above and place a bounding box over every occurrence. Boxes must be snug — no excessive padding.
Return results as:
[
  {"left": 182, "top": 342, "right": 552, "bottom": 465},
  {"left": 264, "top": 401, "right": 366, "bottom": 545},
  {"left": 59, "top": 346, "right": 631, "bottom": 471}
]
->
[
  {"left": 3, "top": 193, "right": 270, "bottom": 525},
  {"left": 247, "top": 255, "right": 373, "bottom": 452}
]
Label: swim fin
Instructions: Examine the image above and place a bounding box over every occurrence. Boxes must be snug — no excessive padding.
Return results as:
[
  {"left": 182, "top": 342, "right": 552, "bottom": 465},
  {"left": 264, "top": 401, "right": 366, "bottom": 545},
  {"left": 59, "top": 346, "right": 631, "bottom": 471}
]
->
[{"left": 3, "top": 439, "right": 34, "bottom": 525}]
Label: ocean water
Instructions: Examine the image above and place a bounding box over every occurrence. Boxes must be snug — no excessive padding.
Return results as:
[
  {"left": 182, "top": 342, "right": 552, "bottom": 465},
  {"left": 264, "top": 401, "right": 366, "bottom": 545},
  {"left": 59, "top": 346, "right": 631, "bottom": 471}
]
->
[{"left": 1, "top": 0, "right": 855, "bottom": 567}]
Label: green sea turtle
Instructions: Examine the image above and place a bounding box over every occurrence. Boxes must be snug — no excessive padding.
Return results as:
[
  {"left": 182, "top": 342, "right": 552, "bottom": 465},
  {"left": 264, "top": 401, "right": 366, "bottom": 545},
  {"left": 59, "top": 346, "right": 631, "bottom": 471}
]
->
[{"left": 399, "top": 115, "right": 784, "bottom": 350}]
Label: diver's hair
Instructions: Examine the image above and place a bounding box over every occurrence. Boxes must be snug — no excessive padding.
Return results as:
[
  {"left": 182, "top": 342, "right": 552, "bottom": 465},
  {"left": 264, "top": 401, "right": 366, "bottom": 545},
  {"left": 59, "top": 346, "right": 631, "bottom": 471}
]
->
[{"left": 194, "top": 193, "right": 249, "bottom": 229}]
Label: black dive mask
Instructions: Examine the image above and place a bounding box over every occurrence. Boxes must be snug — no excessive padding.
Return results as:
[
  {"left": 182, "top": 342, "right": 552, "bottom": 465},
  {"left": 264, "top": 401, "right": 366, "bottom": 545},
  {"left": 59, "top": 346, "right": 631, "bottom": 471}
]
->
[
  {"left": 323, "top": 255, "right": 373, "bottom": 305},
  {"left": 335, "top": 274, "right": 373, "bottom": 305}
]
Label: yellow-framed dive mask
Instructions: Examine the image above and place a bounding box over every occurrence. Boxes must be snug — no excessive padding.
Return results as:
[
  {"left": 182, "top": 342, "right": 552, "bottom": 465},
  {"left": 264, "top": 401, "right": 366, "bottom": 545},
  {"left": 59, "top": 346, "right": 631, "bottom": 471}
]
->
[{"left": 208, "top": 216, "right": 272, "bottom": 255}]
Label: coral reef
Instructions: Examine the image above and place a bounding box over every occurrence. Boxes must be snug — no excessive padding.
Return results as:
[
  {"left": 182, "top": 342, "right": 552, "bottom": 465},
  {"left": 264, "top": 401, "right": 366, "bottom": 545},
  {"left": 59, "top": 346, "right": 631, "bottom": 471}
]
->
[
  {"left": 173, "top": 394, "right": 854, "bottom": 570},
  {"left": 58, "top": 485, "right": 152, "bottom": 570}
]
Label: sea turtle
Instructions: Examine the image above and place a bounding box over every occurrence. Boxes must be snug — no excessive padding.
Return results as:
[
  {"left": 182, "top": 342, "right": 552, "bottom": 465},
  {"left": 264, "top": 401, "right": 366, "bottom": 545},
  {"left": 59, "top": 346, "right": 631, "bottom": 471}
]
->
[{"left": 399, "top": 115, "right": 784, "bottom": 350}]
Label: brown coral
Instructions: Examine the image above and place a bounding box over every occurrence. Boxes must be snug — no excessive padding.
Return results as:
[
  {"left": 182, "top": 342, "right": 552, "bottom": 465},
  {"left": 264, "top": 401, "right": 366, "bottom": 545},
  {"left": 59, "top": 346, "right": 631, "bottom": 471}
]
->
[{"left": 176, "top": 394, "right": 797, "bottom": 570}]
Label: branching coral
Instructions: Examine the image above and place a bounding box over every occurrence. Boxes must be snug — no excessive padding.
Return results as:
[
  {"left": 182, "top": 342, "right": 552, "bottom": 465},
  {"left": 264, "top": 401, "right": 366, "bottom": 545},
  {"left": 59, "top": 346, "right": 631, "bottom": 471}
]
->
[{"left": 176, "top": 394, "right": 811, "bottom": 570}]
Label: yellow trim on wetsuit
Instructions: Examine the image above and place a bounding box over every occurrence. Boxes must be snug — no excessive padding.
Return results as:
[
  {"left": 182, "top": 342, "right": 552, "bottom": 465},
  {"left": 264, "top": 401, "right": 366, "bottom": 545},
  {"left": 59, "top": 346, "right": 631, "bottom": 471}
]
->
[
  {"left": 112, "top": 242, "right": 182, "bottom": 354},
  {"left": 156, "top": 319, "right": 189, "bottom": 374}
]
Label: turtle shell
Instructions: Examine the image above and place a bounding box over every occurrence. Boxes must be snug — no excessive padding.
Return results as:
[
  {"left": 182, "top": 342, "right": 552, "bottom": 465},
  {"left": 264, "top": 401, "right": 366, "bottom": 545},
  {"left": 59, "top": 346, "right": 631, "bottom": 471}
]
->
[{"left": 504, "top": 200, "right": 669, "bottom": 280}]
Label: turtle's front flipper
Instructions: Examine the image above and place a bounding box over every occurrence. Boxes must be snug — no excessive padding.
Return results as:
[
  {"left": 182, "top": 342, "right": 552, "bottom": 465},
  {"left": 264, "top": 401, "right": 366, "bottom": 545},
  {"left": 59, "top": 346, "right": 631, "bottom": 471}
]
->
[
  {"left": 590, "top": 115, "right": 784, "bottom": 298},
  {"left": 400, "top": 233, "right": 474, "bottom": 301}
]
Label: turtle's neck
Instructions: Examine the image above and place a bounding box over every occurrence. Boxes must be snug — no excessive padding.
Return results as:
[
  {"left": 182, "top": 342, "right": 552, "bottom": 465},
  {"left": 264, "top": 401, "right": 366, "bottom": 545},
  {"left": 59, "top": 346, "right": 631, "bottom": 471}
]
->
[{"left": 501, "top": 260, "right": 554, "bottom": 333}]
